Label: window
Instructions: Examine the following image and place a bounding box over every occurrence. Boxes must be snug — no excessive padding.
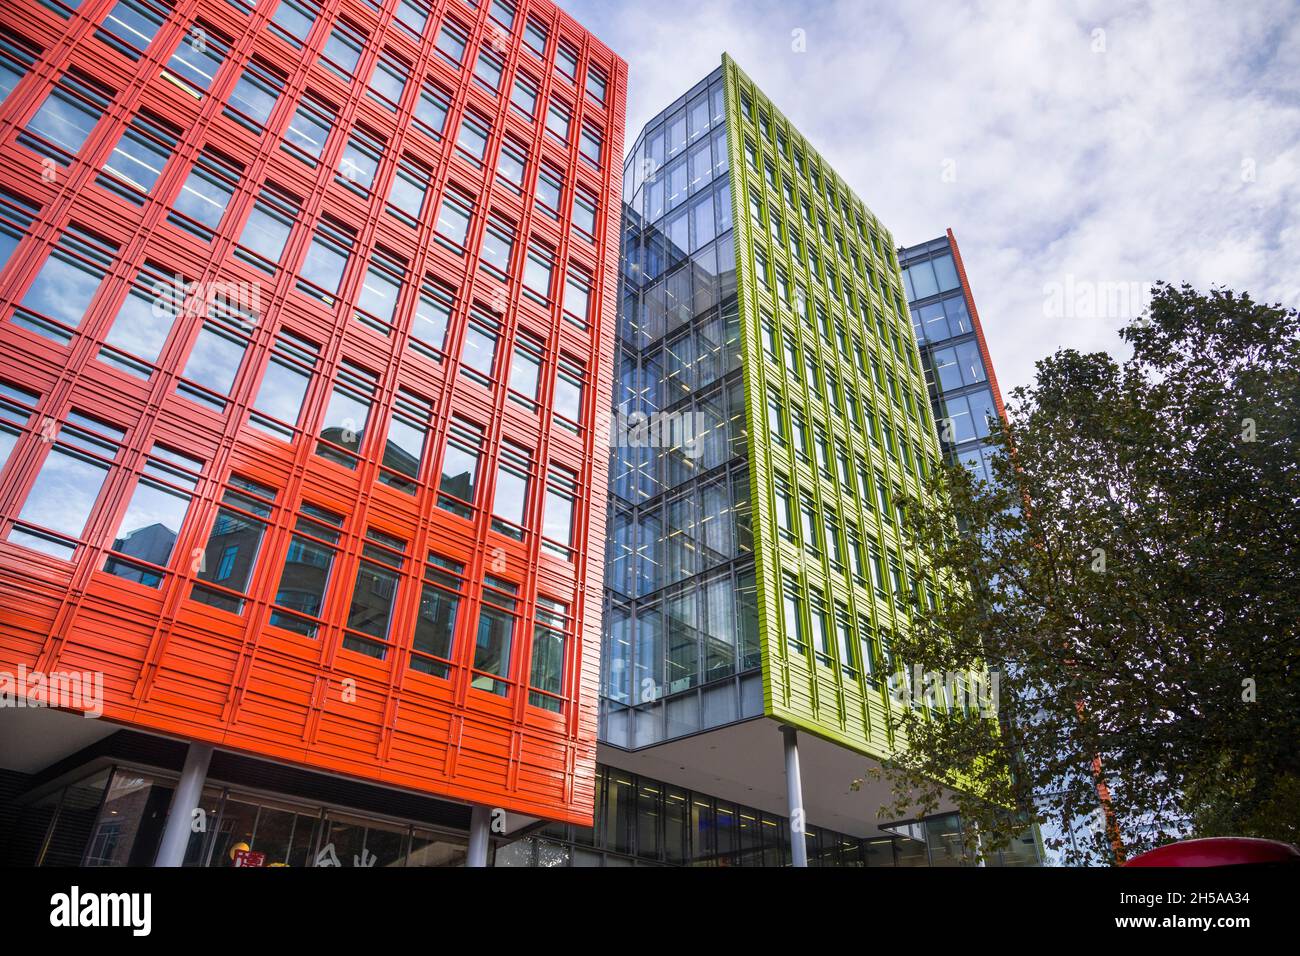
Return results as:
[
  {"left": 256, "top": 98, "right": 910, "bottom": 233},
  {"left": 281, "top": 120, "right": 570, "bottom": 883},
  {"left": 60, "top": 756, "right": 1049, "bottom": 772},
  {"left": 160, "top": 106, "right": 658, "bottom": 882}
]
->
[
  {"left": 542, "top": 465, "right": 577, "bottom": 558},
  {"left": 810, "top": 589, "right": 831, "bottom": 664},
  {"left": 297, "top": 217, "right": 355, "bottom": 306},
  {"left": 13, "top": 225, "right": 118, "bottom": 345},
  {"left": 342, "top": 529, "right": 407, "bottom": 659},
  {"left": 163, "top": 22, "right": 228, "bottom": 96},
  {"left": 192, "top": 475, "right": 277, "bottom": 613},
  {"left": 354, "top": 248, "right": 406, "bottom": 336},
  {"left": 234, "top": 185, "right": 299, "bottom": 273},
  {"left": 177, "top": 293, "right": 255, "bottom": 412},
  {"left": 552, "top": 356, "right": 584, "bottom": 430},
  {"left": 490, "top": 441, "right": 531, "bottom": 539},
  {"left": 473, "top": 46, "right": 503, "bottom": 93},
  {"left": 507, "top": 331, "right": 543, "bottom": 408},
  {"left": 490, "top": 0, "right": 516, "bottom": 30},
  {"left": 455, "top": 111, "right": 490, "bottom": 166},
  {"left": 437, "top": 417, "right": 484, "bottom": 517},
  {"left": 0, "top": 380, "right": 39, "bottom": 479},
  {"left": 510, "top": 73, "right": 538, "bottom": 120},
  {"left": 434, "top": 189, "right": 473, "bottom": 251},
  {"left": 22, "top": 70, "right": 112, "bottom": 164},
  {"left": 571, "top": 189, "right": 597, "bottom": 239},
  {"left": 412, "top": 81, "right": 450, "bottom": 139},
  {"left": 479, "top": 215, "right": 515, "bottom": 279},
  {"left": 9, "top": 411, "right": 124, "bottom": 560},
  {"left": 379, "top": 389, "right": 431, "bottom": 494},
  {"left": 315, "top": 360, "right": 377, "bottom": 469},
  {"left": 586, "top": 65, "right": 607, "bottom": 105},
  {"left": 579, "top": 124, "right": 603, "bottom": 168},
  {"left": 98, "top": 263, "right": 184, "bottom": 378},
  {"left": 800, "top": 495, "right": 819, "bottom": 555},
  {"left": 387, "top": 155, "right": 431, "bottom": 226},
  {"left": 535, "top": 165, "right": 563, "bottom": 217},
  {"left": 473, "top": 576, "right": 518, "bottom": 696},
  {"left": 226, "top": 59, "right": 286, "bottom": 131},
  {"left": 319, "top": 19, "right": 365, "bottom": 82},
  {"left": 337, "top": 126, "right": 384, "bottom": 197},
  {"left": 496, "top": 139, "right": 526, "bottom": 194},
  {"left": 409, "top": 277, "right": 455, "bottom": 361},
  {"left": 562, "top": 266, "right": 591, "bottom": 329},
  {"left": 554, "top": 42, "right": 578, "bottom": 83},
  {"left": 782, "top": 574, "right": 804, "bottom": 654},
  {"left": 545, "top": 99, "right": 570, "bottom": 144},
  {"left": 368, "top": 51, "right": 409, "bottom": 111},
  {"left": 268, "top": 504, "right": 344, "bottom": 636},
  {"left": 434, "top": 18, "right": 468, "bottom": 67},
  {"left": 774, "top": 476, "right": 794, "bottom": 540},
  {"left": 460, "top": 308, "right": 499, "bottom": 384},
  {"left": 282, "top": 94, "right": 335, "bottom": 167},
  {"left": 0, "top": 187, "right": 38, "bottom": 278},
  {"left": 169, "top": 148, "right": 241, "bottom": 240},
  {"left": 530, "top": 597, "right": 568, "bottom": 711},
  {"left": 411, "top": 553, "right": 465, "bottom": 678},
  {"left": 248, "top": 329, "right": 321, "bottom": 440},
  {"left": 269, "top": 0, "right": 319, "bottom": 48},
  {"left": 523, "top": 244, "right": 554, "bottom": 303},
  {"left": 524, "top": 18, "right": 547, "bottom": 57},
  {"left": 394, "top": 0, "right": 429, "bottom": 39},
  {"left": 96, "top": 0, "right": 169, "bottom": 60},
  {"left": 766, "top": 391, "right": 785, "bottom": 446},
  {"left": 0, "top": 30, "right": 37, "bottom": 109},
  {"left": 836, "top": 609, "right": 856, "bottom": 676}
]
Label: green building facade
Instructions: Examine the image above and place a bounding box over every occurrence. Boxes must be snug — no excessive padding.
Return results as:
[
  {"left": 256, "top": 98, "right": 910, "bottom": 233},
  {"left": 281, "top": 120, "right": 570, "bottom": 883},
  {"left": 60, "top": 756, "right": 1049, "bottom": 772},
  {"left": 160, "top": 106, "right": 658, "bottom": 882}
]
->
[{"left": 604, "top": 55, "right": 946, "bottom": 761}]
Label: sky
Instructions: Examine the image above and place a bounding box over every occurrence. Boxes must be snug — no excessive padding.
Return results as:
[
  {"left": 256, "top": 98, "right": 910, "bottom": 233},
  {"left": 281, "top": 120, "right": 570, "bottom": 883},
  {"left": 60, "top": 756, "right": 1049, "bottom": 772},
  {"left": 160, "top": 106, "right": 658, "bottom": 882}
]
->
[{"left": 561, "top": 0, "right": 1300, "bottom": 396}]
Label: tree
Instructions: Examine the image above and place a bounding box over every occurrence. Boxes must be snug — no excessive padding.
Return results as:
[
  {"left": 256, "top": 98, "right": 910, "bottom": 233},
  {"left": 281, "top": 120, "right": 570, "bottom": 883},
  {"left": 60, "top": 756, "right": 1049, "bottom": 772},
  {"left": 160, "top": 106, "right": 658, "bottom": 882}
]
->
[{"left": 872, "top": 283, "right": 1300, "bottom": 865}]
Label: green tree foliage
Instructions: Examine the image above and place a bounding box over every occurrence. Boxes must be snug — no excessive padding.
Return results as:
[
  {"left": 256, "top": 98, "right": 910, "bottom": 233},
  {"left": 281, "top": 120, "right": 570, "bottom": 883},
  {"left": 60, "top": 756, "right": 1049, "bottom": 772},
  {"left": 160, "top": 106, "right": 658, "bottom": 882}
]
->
[{"left": 875, "top": 283, "right": 1300, "bottom": 865}]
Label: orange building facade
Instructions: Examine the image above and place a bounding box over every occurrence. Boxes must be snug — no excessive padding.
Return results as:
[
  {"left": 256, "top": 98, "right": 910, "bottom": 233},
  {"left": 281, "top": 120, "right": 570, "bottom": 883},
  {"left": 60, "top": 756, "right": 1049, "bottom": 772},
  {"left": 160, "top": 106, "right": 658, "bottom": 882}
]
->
[{"left": 0, "top": 0, "right": 626, "bottom": 844}]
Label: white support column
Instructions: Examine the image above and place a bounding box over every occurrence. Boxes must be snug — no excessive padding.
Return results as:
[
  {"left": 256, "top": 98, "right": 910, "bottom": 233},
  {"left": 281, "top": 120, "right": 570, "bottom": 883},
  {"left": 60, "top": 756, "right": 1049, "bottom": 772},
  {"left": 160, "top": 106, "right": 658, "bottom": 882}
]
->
[
  {"left": 467, "top": 804, "right": 492, "bottom": 867},
  {"left": 153, "top": 742, "right": 214, "bottom": 867},
  {"left": 781, "top": 725, "right": 808, "bottom": 867}
]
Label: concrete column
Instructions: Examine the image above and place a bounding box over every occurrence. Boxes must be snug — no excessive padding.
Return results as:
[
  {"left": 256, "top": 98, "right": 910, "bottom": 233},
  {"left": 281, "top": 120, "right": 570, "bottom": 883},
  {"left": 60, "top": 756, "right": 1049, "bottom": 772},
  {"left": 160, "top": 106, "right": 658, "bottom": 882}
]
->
[
  {"left": 154, "top": 742, "right": 214, "bottom": 867},
  {"left": 781, "top": 725, "right": 808, "bottom": 867},
  {"left": 467, "top": 804, "right": 492, "bottom": 867}
]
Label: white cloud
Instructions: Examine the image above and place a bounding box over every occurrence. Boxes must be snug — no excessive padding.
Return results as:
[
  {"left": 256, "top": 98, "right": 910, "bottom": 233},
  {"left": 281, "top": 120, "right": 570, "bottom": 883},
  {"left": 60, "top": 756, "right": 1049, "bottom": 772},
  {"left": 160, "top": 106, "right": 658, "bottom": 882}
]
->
[{"left": 563, "top": 0, "right": 1300, "bottom": 393}]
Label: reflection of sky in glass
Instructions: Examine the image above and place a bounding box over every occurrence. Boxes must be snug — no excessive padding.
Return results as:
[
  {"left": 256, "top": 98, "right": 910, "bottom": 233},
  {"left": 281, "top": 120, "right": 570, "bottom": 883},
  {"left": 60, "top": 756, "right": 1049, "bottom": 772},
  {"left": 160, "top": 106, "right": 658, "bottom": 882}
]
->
[
  {"left": 411, "top": 295, "right": 450, "bottom": 347},
  {"left": 554, "top": 377, "right": 581, "bottom": 420},
  {"left": 104, "top": 127, "right": 168, "bottom": 193},
  {"left": 28, "top": 90, "right": 97, "bottom": 155},
  {"left": 17, "top": 447, "right": 108, "bottom": 538},
  {"left": 105, "top": 282, "right": 174, "bottom": 361},
  {"left": 21, "top": 251, "right": 102, "bottom": 327},
  {"left": 544, "top": 490, "right": 572, "bottom": 543},
  {"left": 440, "top": 445, "right": 477, "bottom": 495},
  {"left": 0, "top": 427, "right": 17, "bottom": 472},
  {"left": 286, "top": 105, "right": 329, "bottom": 158},
  {"left": 240, "top": 204, "right": 292, "bottom": 263},
  {"left": 357, "top": 267, "right": 398, "bottom": 323},
  {"left": 183, "top": 327, "right": 244, "bottom": 394},
  {"left": 253, "top": 359, "right": 308, "bottom": 423},
  {"left": 461, "top": 326, "right": 495, "bottom": 375},
  {"left": 174, "top": 166, "right": 232, "bottom": 229},
  {"left": 493, "top": 467, "right": 527, "bottom": 525},
  {"left": 301, "top": 236, "right": 348, "bottom": 293}
]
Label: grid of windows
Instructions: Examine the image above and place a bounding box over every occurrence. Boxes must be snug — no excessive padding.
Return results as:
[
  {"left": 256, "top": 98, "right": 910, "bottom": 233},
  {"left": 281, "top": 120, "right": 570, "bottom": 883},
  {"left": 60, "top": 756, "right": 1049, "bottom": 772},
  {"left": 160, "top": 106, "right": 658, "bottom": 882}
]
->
[{"left": 0, "top": 2, "right": 625, "bottom": 823}]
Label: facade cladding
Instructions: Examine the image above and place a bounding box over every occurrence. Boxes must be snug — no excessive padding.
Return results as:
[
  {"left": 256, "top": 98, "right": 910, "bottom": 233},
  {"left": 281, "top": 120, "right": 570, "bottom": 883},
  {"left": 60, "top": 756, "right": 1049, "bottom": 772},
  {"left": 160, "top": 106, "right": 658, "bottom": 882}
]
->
[
  {"left": 899, "top": 231, "right": 1007, "bottom": 479},
  {"left": 0, "top": 0, "right": 627, "bottom": 828},
  {"left": 606, "top": 55, "right": 951, "bottom": 757}
]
